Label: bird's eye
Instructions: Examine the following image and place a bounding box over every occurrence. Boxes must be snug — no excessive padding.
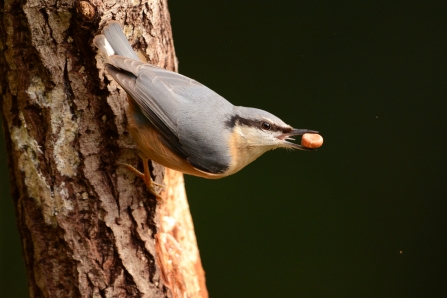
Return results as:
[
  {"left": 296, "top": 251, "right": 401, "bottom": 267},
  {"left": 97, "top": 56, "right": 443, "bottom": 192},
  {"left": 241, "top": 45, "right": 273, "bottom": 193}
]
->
[{"left": 261, "top": 121, "right": 271, "bottom": 130}]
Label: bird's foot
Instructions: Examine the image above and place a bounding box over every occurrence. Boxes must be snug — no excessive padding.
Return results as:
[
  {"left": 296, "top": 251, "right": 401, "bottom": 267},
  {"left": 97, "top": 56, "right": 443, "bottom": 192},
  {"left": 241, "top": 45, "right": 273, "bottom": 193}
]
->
[{"left": 117, "top": 162, "right": 165, "bottom": 202}]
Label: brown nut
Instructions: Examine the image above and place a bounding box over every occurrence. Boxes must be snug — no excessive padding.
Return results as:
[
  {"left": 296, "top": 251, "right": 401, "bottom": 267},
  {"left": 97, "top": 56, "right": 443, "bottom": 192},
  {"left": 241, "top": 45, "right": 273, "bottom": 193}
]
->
[{"left": 301, "top": 133, "right": 323, "bottom": 149}]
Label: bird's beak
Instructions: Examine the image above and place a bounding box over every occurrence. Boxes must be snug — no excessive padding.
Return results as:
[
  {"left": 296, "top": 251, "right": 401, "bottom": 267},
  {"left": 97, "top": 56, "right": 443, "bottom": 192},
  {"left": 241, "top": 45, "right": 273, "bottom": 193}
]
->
[{"left": 279, "top": 129, "right": 319, "bottom": 151}]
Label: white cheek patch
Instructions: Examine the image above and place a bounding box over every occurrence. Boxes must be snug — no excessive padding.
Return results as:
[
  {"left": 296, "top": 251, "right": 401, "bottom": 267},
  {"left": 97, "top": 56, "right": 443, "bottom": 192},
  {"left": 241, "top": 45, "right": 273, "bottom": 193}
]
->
[
  {"left": 235, "top": 125, "right": 245, "bottom": 139},
  {"left": 238, "top": 126, "right": 260, "bottom": 141}
]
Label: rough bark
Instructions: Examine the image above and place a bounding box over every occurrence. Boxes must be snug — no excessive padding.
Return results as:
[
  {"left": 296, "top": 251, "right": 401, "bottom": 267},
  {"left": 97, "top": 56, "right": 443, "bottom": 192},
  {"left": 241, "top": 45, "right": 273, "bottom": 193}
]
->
[{"left": 0, "top": 0, "right": 208, "bottom": 297}]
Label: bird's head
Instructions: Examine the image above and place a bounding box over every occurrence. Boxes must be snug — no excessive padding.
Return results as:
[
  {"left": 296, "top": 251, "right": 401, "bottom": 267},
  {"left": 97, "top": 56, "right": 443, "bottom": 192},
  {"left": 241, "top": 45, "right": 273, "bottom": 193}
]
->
[
  {"left": 227, "top": 107, "right": 317, "bottom": 153},
  {"left": 220, "top": 106, "right": 318, "bottom": 175}
]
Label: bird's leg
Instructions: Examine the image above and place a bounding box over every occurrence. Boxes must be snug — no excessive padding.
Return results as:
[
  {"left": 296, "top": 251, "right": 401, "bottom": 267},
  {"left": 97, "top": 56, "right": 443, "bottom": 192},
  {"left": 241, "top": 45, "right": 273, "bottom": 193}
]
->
[{"left": 117, "top": 159, "right": 164, "bottom": 202}]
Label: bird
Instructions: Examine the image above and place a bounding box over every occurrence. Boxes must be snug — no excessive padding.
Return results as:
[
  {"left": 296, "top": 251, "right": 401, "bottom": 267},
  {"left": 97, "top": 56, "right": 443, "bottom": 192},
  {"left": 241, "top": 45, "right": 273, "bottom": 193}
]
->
[{"left": 93, "top": 21, "right": 320, "bottom": 200}]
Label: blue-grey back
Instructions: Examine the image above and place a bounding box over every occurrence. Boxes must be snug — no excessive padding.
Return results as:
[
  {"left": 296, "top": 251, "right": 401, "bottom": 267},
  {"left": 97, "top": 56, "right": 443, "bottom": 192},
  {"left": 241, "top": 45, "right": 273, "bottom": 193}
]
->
[{"left": 100, "top": 21, "right": 237, "bottom": 173}]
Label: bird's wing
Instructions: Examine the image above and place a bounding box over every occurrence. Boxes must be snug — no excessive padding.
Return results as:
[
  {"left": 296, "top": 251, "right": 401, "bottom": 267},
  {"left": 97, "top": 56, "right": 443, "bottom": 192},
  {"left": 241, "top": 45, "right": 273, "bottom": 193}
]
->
[{"left": 105, "top": 57, "right": 233, "bottom": 174}]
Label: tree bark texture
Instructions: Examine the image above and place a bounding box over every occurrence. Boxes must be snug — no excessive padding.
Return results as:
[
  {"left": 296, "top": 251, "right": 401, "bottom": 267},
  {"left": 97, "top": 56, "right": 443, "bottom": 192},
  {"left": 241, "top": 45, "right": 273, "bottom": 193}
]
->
[{"left": 0, "top": 0, "right": 208, "bottom": 297}]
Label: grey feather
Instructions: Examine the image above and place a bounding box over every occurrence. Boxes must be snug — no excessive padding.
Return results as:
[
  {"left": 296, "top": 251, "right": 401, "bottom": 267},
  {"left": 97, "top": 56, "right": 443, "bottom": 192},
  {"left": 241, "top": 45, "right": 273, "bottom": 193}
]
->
[
  {"left": 103, "top": 21, "right": 140, "bottom": 61},
  {"left": 100, "top": 23, "right": 235, "bottom": 173}
]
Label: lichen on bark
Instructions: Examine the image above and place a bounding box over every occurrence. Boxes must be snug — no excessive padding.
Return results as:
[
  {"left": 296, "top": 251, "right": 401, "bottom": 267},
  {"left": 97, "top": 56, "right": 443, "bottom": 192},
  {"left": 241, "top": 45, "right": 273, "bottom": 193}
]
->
[{"left": 0, "top": 0, "right": 208, "bottom": 297}]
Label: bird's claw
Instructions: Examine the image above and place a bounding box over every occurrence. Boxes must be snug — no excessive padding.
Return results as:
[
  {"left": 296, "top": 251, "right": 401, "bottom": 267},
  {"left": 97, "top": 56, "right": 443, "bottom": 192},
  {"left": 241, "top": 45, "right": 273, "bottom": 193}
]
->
[{"left": 117, "top": 161, "right": 164, "bottom": 202}]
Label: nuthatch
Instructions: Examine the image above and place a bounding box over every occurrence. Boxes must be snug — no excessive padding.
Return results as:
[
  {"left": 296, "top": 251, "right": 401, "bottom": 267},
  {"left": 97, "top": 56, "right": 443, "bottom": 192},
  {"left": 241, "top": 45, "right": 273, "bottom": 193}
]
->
[{"left": 94, "top": 22, "right": 321, "bottom": 199}]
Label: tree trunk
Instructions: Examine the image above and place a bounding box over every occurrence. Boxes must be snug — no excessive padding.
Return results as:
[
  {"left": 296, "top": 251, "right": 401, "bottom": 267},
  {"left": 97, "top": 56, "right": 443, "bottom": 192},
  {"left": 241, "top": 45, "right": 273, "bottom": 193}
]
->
[{"left": 0, "top": 0, "right": 207, "bottom": 297}]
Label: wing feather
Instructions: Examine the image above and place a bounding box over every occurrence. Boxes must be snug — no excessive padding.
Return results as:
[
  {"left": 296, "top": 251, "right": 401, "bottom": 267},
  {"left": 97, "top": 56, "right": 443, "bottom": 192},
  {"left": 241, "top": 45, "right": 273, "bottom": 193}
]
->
[{"left": 104, "top": 61, "right": 234, "bottom": 173}]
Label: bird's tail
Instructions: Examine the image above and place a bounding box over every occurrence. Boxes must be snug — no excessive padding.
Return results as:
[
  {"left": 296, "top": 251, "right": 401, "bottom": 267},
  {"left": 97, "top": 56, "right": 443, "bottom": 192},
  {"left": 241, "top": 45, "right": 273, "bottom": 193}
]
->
[{"left": 93, "top": 21, "right": 140, "bottom": 61}]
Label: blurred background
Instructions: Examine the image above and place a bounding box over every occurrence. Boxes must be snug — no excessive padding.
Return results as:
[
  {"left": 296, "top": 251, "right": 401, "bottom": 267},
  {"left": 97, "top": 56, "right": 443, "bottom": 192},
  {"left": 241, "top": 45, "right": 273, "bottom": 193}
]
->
[{"left": 1, "top": 1, "right": 447, "bottom": 297}]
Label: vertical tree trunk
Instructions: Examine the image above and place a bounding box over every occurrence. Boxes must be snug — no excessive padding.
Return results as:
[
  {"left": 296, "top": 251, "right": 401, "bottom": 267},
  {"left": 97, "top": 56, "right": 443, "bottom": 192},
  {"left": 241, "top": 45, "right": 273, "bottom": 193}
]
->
[{"left": 0, "top": 0, "right": 207, "bottom": 297}]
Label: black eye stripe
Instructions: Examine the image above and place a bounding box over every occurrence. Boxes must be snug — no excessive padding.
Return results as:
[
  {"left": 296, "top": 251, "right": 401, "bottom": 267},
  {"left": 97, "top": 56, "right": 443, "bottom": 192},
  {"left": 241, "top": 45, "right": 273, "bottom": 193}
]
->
[{"left": 226, "top": 115, "right": 292, "bottom": 133}]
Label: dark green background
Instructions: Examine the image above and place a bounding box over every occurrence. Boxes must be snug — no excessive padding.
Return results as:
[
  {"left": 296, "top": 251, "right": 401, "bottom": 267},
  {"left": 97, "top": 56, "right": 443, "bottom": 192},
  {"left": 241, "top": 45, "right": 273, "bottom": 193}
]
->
[{"left": 1, "top": 1, "right": 446, "bottom": 297}]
